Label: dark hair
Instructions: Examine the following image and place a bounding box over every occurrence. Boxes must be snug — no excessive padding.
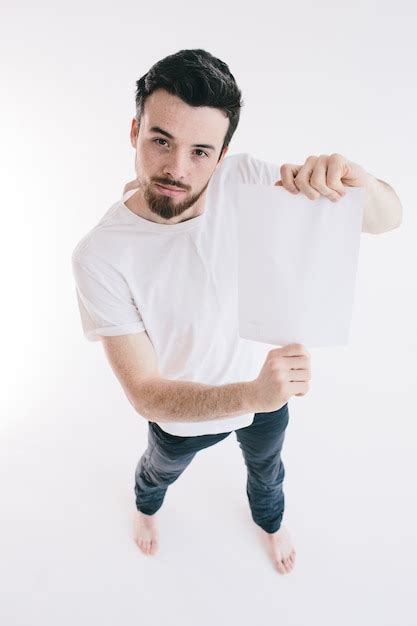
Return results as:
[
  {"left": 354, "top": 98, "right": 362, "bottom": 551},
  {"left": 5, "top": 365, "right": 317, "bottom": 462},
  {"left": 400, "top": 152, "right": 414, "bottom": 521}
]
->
[{"left": 134, "top": 49, "right": 243, "bottom": 159}]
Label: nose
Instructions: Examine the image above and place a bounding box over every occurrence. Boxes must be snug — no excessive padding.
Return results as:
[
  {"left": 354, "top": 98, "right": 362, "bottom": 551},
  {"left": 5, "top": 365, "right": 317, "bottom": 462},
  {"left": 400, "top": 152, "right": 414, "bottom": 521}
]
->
[{"left": 162, "top": 151, "right": 189, "bottom": 184}]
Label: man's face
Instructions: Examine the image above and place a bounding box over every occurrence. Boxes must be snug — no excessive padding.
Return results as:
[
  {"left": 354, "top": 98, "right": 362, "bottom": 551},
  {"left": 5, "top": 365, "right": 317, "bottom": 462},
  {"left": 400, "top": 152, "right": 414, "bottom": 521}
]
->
[{"left": 129, "top": 88, "right": 229, "bottom": 221}]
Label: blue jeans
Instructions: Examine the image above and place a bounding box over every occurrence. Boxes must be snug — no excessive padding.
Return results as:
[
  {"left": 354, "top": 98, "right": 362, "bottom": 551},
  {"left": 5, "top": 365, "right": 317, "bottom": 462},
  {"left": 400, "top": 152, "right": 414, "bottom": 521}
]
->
[{"left": 134, "top": 403, "right": 289, "bottom": 534}]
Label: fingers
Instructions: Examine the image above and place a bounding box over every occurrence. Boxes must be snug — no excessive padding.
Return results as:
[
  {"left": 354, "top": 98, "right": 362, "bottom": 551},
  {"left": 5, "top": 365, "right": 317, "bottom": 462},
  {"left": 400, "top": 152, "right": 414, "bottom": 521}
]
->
[
  {"left": 280, "top": 155, "right": 347, "bottom": 202},
  {"left": 292, "top": 156, "right": 320, "bottom": 200},
  {"left": 279, "top": 163, "right": 301, "bottom": 194},
  {"left": 291, "top": 380, "right": 310, "bottom": 395},
  {"left": 309, "top": 155, "right": 345, "bottom": 202},
  {"left": 324, "top": 156, "right": 346, "bottom": 197},
  {"left": 284, "top": 355, "right": 311, "bottom": 371},
  {"left": 288, "top": 369, "right": 310, "bottom": 382}
]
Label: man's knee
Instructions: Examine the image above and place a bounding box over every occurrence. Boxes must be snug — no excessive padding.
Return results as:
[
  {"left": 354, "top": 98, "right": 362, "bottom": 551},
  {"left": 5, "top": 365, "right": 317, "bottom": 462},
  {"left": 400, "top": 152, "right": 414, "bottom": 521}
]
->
[
  {"left": 247, "top": 455, "right": 286, "bottom": 487},
  {"left": 141, "top": 447, "right": 195, "bottom": 483}
]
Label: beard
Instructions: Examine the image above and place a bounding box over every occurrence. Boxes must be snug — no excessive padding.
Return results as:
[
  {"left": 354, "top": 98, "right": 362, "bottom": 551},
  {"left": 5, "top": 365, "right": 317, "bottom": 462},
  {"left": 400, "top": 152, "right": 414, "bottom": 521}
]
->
[{"left": 143, "top": 177, "right": 212, "bottom": 221}]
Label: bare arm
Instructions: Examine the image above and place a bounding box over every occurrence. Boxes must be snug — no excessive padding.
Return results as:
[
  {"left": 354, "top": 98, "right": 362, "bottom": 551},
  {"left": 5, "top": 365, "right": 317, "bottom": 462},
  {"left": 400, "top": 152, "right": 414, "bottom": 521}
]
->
[
  {"left": 100, "top": 332, "right": 256, "bottom": 423},
  {"left": 131, "top": 377, "right": 255, "bottom": 423}
]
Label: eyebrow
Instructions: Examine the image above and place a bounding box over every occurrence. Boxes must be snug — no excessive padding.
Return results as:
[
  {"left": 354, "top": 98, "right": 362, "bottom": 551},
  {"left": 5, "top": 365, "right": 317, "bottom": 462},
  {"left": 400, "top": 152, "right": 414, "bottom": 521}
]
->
[{"left": 149, "top": 126, "right": 216, "bottom": 151}]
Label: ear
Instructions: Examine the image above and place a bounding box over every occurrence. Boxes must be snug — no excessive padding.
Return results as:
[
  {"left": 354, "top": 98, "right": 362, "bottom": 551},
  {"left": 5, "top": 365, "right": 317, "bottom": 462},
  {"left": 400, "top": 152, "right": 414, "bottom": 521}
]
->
[
  {"left": 130, "top": 118, "right": 138, "bottom": 148},
  {"left": 217, "top": 145, "right": 229, "bottom": 165}
]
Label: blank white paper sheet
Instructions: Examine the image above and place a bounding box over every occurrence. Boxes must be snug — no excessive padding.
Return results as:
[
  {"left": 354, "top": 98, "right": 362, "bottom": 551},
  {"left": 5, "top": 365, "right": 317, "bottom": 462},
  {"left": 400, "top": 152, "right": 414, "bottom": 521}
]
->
[{"left": 230, "top": 183, "right": 365, "bottom": 347}]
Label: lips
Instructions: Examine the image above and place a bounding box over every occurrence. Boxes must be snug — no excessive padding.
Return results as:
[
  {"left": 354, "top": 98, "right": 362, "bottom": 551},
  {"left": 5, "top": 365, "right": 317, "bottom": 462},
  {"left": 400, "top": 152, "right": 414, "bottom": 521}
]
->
[
  {"left": 155, "top": 183, "right": 186, "bottom": 197},
  {"left": 157, "top": 183, "right": 185, "bottom": 191}
]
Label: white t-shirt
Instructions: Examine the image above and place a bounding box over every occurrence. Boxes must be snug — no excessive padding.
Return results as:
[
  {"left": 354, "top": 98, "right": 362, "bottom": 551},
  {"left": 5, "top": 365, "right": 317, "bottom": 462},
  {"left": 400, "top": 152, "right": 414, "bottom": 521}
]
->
[{"left": 71, "top": 152, "right": 279, "bottom": 436}]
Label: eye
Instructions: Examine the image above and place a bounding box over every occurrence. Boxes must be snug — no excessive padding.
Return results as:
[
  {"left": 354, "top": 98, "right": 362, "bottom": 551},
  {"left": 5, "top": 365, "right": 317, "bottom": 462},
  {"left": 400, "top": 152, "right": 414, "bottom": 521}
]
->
[{"left": 153, "top": 138, "right": 208, "bottom": 158}]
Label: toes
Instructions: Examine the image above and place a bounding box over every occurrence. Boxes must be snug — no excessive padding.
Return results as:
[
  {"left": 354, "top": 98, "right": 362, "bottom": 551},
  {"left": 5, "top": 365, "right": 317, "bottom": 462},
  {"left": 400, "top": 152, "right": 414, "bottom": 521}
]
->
[
  {"left": 135, "top": 534, "right": 159, "bottom": 556},
  {"left": 275, "top": 559, "right": 287, "bottom": 574},
  {"left": 135, "top": 532, "right": 160, "bottom": 556},
  {"left": 276, "top": 555, "right": 294, "bottom": 573},
  {"left": 288, "top": 553, "right": 296, "bottom": 569},
  {"left": 140, "top": 539, "right": 149, "bottom": 554}
]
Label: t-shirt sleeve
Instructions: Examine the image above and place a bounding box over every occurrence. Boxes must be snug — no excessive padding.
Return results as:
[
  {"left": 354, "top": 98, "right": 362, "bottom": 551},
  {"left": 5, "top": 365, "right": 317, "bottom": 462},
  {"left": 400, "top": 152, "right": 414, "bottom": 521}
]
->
[
  {"left": 71, "top": 254, "right": 146, "bottom": 342},
  {"left": 223, "top": 152, "right": 280, "bottom": 186}
]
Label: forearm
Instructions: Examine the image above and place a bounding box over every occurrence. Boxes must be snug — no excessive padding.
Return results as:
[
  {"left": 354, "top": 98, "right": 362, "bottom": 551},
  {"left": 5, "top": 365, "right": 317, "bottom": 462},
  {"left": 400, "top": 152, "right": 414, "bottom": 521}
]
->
[
  {"left": 134, "top": 377, "right": 257, "bottom": 423},
  {"left": 362, "top": 174, "right": 402, "bottom": 234}
]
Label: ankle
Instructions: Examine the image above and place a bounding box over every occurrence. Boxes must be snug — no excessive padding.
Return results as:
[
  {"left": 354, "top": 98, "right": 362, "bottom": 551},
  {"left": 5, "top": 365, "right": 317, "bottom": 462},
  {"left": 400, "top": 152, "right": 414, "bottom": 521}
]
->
[{"left": 137, "top": 509, "right": 157, "bottom": 519}]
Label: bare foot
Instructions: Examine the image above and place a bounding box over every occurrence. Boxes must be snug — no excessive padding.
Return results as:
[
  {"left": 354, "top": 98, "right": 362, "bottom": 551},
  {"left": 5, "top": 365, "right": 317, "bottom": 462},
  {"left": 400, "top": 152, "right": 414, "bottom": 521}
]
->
[
  {"left": 258, "top": 524, "right": 296, "bottom": 574},
  {"left": 133, "top": 509, "right": 159, "bottom": 556}
]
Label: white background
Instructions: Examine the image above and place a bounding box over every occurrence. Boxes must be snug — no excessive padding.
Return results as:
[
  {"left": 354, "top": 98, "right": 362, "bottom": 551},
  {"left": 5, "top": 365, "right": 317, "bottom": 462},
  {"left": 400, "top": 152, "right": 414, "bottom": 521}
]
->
[{"left": 1, "top": 1, "right": 416, "bottom": 624}]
